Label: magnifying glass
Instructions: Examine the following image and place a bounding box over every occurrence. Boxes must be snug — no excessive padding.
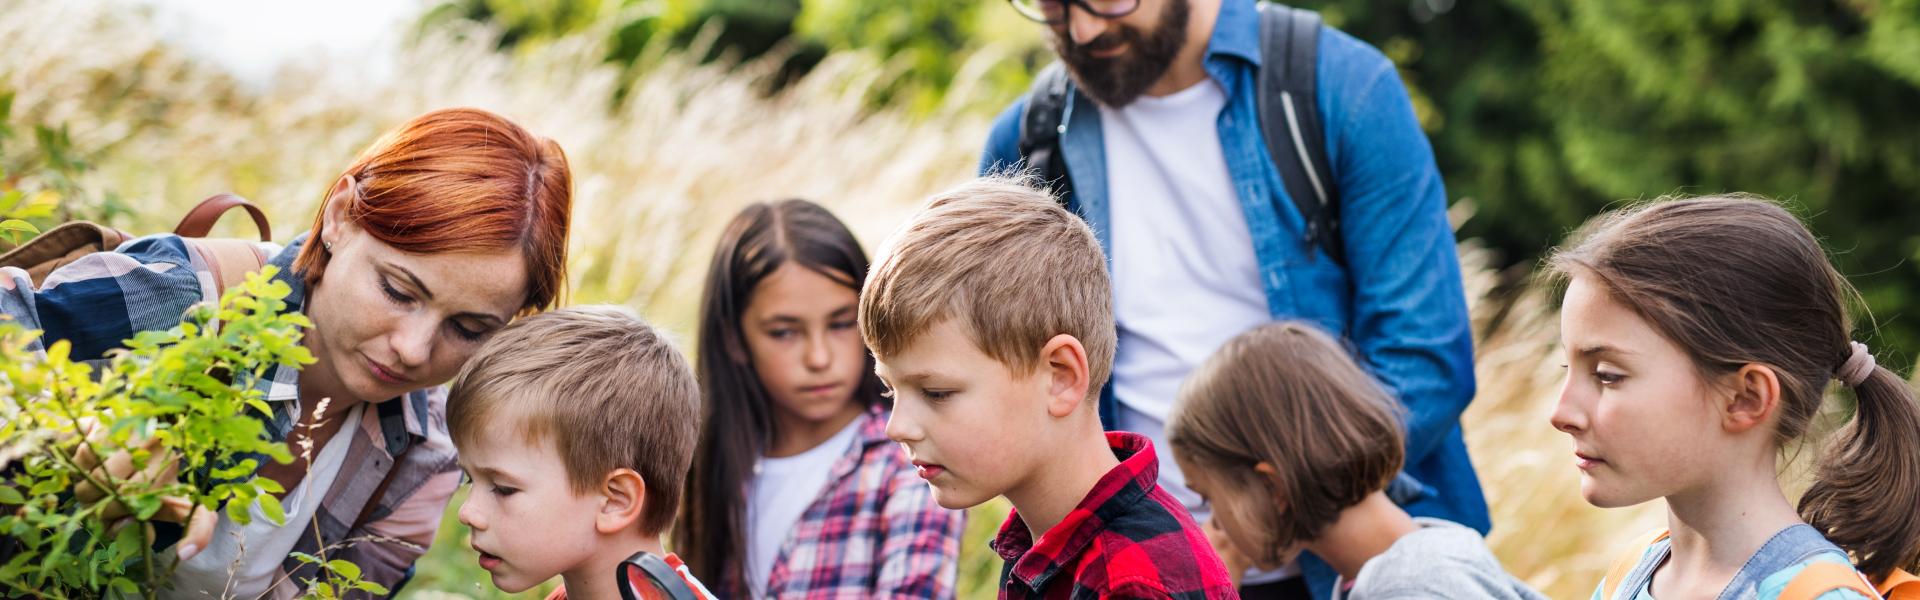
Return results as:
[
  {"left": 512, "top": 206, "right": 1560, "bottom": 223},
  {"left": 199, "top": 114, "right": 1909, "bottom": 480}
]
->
[{"left": 616, "top": 551, "right": 712, "bottom": 600}]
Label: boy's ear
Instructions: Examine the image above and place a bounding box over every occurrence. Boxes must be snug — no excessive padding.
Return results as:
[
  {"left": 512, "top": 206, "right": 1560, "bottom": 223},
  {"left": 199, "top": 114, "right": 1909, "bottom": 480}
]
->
[
  {"left": 1041, "top": 334, "right": 1091, "bottom": 419},
  {"left": 1721, "top": 363, "right": 1781, "bottom": 434},
  {"left": 595, "top": 468, "right": 648, "bottom": 535}
]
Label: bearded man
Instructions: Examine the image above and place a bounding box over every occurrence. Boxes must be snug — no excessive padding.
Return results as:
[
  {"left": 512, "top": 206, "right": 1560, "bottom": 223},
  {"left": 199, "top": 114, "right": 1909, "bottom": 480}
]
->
[{"left": 980, "top": 1, "right": 1490, "bottom": 597}]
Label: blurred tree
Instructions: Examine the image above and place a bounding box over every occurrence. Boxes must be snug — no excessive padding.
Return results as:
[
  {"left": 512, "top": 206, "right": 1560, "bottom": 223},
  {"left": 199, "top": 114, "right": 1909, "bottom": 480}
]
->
[{"left": 1303, "top": 0, "right": 1920, "bottom": 365}]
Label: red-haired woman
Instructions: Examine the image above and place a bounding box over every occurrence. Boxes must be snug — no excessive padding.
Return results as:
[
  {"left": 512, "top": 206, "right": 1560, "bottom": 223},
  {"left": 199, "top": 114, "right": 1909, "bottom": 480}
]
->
[{"left": 0, "top": 107, "right": 572, "bottom": 598}]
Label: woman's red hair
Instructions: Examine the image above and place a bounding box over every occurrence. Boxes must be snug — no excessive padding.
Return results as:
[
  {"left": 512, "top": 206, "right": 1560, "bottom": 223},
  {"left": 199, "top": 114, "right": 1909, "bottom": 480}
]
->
[{"left": 293, "top": 107, "right": 572, "bottom": 314}]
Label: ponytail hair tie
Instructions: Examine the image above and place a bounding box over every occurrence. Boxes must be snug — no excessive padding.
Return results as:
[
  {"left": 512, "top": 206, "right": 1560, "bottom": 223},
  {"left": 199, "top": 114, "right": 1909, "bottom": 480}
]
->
[{"left": 1836, "top": 341, "right": 1876, "bottom": 388}]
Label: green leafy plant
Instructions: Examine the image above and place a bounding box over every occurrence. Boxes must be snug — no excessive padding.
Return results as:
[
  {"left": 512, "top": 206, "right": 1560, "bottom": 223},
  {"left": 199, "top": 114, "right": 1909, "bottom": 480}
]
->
[{"left": 0, "top": 267, "right": 313, "bottom": 598}]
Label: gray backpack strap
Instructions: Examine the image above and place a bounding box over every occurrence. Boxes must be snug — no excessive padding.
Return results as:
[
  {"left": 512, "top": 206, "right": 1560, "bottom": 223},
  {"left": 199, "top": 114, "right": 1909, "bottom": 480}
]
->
[
  {"left": 1017, "top": 63, "right": 1077, "bottom": 209},
  {"left": 1256, "top": 2, "right": 1343, "bottom": 266}
]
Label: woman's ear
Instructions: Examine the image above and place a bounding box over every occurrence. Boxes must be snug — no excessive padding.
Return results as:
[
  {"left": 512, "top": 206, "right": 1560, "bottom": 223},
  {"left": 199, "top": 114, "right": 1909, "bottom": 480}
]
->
[
  {"left": 1041, "top": 334, "right": 1092, "bottom": 419},
  {"left": 1721, "top": 363, "right": 1782, "bottom": 434},
  {"left": 595, "top": 468, "right": 648, "bottom": 535},
  {"left": 320, "top": 175, "right": 358, "bottom": 249}
]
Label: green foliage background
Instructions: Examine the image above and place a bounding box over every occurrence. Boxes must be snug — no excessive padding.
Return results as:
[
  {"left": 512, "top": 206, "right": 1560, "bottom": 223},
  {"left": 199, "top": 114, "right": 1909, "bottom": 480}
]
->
[{"left": 421, "top": 0, "right": 1920, "bottom": 364}]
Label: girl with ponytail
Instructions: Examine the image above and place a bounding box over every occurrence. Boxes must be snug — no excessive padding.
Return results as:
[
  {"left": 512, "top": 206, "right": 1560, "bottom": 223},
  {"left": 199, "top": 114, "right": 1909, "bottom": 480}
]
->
[{"left": 1547, "top": 195, "right": 1920, "bottom": 600}]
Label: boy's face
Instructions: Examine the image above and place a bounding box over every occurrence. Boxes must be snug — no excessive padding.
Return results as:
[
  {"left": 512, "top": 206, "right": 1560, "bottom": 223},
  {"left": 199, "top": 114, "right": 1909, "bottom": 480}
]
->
[
  {"left": 876, "top": 320, "right": 1059, "bottom": 510},
  {"left": 455, "top": 424, "right": 603, "bottom": 593}
]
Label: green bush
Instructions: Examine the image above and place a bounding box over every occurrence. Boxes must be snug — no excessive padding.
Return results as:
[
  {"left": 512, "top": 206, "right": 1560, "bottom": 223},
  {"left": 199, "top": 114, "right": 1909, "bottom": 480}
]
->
[
  {"left": 0, "top": 268, "right": 382, "bottom": 598},
  {"left": 1299, "top": 0, "right": 1920, "bottom": 364}
]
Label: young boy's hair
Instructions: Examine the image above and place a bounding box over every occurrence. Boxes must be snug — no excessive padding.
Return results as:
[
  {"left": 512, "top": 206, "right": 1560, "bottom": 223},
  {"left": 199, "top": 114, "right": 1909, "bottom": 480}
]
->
[
  {"left": 859, "top": 175, "right": 1115, "bottom": 400},
  {"left": 447, "top": 305, "right": 700, "bottom": 536},
  {"left": 1166, "top": 321, "right": 1404, "bottom": 564}
]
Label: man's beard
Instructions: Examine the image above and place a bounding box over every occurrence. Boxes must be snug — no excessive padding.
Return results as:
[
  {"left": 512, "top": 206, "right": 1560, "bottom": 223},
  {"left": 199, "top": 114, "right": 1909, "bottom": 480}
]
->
[{"left": 1051, "top": 0, "right": 1192, "bottom": 108}]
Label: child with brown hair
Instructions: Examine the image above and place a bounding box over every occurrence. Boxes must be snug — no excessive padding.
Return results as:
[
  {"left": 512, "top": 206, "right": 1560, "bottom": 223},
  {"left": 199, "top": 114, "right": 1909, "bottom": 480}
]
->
[
  {"left": 447, "top": 306, "right": 714, "bottom": 600},
  {"left": 1549, "top": 196, "right": 1920, "bottom": 600},
  {"left": 1168, "top": 321, "right": 1543, "bottom": 599},
  {"left": 674, "top": 199, "right": 962, "bottom": 597},
  {"left": 861, "top": 176, "right": 1235, "bottom": 598}
]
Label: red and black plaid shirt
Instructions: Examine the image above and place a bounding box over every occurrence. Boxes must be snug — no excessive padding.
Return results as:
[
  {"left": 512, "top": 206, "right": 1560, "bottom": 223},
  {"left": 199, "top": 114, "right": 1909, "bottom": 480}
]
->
[{"left": 990, "top": 432, "right": 1237, "bottom": 599}]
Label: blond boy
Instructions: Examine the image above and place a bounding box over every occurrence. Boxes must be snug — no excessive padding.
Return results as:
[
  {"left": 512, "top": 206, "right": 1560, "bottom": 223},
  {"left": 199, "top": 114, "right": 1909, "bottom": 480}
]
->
[
  {"left": 860, "top": 177, "right": 1235, "bottom": 598},
  {"left": 447, "top": 306, "right": 710, "bottom": 599}
]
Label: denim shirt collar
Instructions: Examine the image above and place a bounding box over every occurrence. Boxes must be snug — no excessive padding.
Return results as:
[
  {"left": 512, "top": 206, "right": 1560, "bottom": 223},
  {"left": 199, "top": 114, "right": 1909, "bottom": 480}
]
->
[{"left": 1205, "top": 0, "right": 1263, "bottom": 74}]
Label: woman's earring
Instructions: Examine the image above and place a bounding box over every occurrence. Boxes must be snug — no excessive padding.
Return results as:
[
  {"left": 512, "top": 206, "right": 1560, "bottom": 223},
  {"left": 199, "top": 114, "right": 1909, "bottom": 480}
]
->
[{"left": 324, "top": 241, "right": 334, "bottom": 251}]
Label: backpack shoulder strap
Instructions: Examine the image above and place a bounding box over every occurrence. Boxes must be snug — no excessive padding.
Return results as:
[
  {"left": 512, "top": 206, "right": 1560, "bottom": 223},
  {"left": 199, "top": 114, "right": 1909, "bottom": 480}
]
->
[
  {"left": 174, "top": 193, "right": 271, "bottom": 241},
  {"left": 1779, "top": 562, "right": 1881, "bottom": 600},
  {"left": 175, "top": 193, "right": 274, "bottom": 300},
  {"left": 1018, "top": 62, "right": 1077, "bottom": 207},
  {"left": 1601, "top": 529, "right": 1671, "bottom": 600},
  {"left": 182, "top": 238, "right": 269, "bottom": 300},
  {"left": 1255, "top": 2, "right": 1344, "bottom": 266},
  {"left": 1880, "top": 569, "right": 1919, "bottom": 600}
]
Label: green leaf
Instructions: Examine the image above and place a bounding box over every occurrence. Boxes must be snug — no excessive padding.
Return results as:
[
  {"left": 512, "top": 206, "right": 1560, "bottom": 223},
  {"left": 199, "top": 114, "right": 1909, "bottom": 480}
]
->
[
  {"left": 0, "top": 485, "right": 23, "bottom": 505},
  {"left": 258, "top": 493, "right": 285, "bottom": 526},
  {"left": 109, "top": 576, "right": 138, "bottom": 595},
  {"left": 353, "top": 580, "right": 390, "bottom": 595},
  {"left": 210, "top": 458, "right": 259, "bottom": 480},
  {"left": 28, "top": 479, "right": 61, "bottom": 497},
  {"left": 325, "top": 559, "right": 360, "bottom": 580},
  {"left": 0, "top": 220, "right": 35, "bottom": 236}
]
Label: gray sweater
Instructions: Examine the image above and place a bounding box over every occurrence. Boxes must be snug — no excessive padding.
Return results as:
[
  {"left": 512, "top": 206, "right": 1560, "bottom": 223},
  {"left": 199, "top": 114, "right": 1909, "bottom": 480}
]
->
[{"left": 1332, "top": 518, "right": 1547, "bottom": 600}]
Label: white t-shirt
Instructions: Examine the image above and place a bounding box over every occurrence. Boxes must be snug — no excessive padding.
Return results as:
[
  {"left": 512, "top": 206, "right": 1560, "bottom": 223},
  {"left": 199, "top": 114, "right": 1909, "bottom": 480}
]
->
[
  {"left": 1101, "top": 79, "right": 1286, "bottom": 582},
  {"left": 165, "top": 404, "right": 363, "bottom": 599},
  {"left": 743, "top": 417, "right": 863, "bottom": 598}
]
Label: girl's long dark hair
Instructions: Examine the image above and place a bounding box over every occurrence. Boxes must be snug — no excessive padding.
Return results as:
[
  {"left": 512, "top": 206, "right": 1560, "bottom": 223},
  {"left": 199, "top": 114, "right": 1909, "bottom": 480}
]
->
[{"left": 673, "top": 199, "right": 887, "bottom": 587}]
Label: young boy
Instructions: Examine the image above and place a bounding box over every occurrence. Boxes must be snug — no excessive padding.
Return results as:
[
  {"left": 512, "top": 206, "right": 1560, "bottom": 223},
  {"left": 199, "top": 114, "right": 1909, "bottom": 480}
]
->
[
  {"left": 860, "top": 177, "right": 1235, "bottom": 598},
  {"left": 447, "top": 306, "right": 713, "bottom": 600}
]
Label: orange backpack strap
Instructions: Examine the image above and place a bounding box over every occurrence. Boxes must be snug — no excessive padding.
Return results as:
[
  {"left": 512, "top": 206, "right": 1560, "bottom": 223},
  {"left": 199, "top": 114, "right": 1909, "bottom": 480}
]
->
[
  {"left": 1880, "top": 568, "right": 1919, "bottom": 600},
  {"left": 1780, "top": 561, "right": 1880, "bottom": 600},
  {"left": 1602, "top": 529, "right": 1672, "bottom": 600},
  {"left": 182, "top": 238, "right": 269, "bottom": 300}
]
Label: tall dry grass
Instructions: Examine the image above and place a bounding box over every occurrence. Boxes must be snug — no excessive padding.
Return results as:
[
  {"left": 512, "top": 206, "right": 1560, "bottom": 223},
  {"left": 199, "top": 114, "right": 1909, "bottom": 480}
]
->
[{"left": 8, "top": 1, "right": 1684, "bottom": 598}]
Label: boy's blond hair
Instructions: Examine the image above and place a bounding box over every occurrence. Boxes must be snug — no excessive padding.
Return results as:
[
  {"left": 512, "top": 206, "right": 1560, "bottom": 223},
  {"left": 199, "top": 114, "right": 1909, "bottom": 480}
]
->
[
  {"left": 860, "top": 175, "right": 1114, "bottom": 400},
  {"left": 447, "top": 305, "right": 699, "bottom": 536}
]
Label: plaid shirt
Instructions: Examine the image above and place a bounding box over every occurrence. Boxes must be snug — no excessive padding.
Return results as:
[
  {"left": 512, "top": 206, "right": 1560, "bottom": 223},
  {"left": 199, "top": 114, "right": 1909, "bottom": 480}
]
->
[
  {"left": 715, "top": 406, "right": 965, "bottom": 599},
  {"left": 991, "top": 432, "right": 1236, "bottom": 600},
  {"left": 0, "top": 233, "right": 461, "bottom": 598}
]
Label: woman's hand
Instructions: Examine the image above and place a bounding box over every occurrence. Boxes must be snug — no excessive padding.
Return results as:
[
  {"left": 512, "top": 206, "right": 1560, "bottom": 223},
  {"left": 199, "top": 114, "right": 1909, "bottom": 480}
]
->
[
  {"left": 1204, "top": 517, "right": 1249, "bottom": 587},
  {"left": 67, "top": 420, "right": 219, "bottom": 560}
]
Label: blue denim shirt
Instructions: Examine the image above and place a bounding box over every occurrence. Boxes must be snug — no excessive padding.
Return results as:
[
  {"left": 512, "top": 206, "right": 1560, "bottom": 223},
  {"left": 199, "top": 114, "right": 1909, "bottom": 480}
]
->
[{"left": 981, "top": 1, "right": 1488, "bottom": 593}]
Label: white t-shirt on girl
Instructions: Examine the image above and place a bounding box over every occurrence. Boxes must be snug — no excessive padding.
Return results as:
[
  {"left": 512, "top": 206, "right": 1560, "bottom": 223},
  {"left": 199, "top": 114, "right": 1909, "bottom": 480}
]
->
[{"left": 743, "top": 417, "right": 863, "bottom": 598}]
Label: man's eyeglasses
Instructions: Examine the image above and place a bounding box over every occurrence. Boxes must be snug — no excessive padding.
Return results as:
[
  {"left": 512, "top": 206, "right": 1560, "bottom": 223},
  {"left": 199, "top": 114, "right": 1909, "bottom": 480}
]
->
[{"left": 1008, "top": 0, "right": 1142, "bottom": 24}]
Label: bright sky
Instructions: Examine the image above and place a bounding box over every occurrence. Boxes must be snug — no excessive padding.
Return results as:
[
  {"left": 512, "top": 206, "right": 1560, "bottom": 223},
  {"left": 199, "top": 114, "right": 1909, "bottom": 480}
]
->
[{"left": 141, "top": 0, "right": 427, "bottom": 86}]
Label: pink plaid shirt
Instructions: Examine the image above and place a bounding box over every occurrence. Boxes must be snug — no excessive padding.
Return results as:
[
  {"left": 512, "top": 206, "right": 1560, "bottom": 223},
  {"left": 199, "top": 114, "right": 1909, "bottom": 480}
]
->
[{"left": 718, "top": 406, "right": 965, "bottom": 599}]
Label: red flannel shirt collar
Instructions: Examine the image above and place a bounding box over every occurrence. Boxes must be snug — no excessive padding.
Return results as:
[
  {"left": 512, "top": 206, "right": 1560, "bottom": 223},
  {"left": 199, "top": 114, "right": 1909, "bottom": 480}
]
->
[{"left": 990, "top": 431, "right": 1159, "bottom": 590}]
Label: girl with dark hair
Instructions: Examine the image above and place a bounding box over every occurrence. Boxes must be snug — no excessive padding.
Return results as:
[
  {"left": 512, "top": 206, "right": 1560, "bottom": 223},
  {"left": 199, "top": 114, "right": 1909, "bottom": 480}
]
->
[
  {"left": 674, "top": 199, "right": 963, "bottom": 598},
  {"left": 1550, "top": 196, "right": 1920, "bottom": 600}
]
